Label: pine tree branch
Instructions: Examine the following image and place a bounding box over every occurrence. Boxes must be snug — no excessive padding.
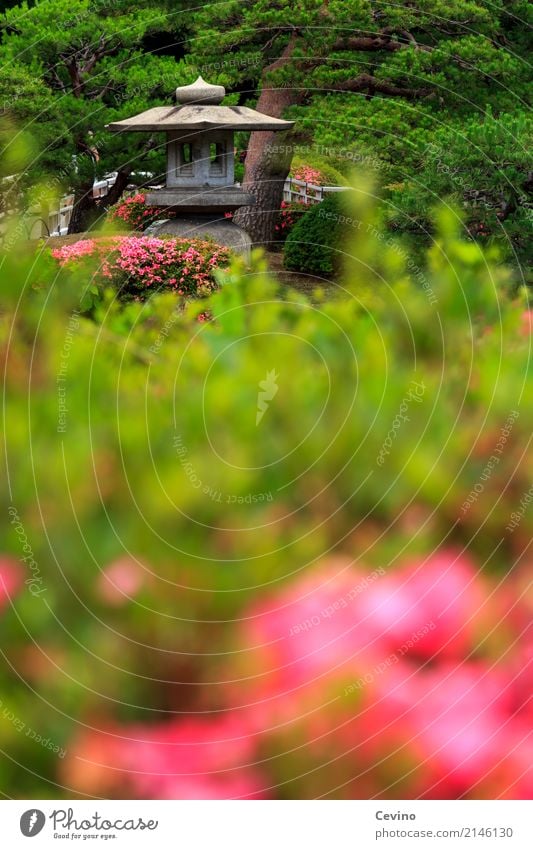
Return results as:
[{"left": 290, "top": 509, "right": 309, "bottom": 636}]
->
[
  {"left": 333, "top": 28, "right": 433, "bottom": 54},
  {"left": 102, "top": 134, "right": 157, "bottom": 207},
  {"left": 81, "top": 35, "right": 109, "bottom": 75},
  {"left": 333, "top": 73, "right": 432, "bottom": 100},
  {"left": 264, "top": 34, "right": 300, "bottom": 75}
]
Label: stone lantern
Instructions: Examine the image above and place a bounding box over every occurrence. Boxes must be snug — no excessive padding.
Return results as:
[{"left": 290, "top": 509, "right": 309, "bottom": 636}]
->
[{"left": 106, "top": 76, "right": 294, "bottom": 256}]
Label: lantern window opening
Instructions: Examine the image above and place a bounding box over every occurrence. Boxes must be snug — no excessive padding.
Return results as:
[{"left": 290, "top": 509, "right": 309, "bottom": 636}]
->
[
  {"left": 176, "top": 141, "right": 194, "bottom": 175},
  {"left": 209, "top": 141, "right": 226, "bottom": 177}
]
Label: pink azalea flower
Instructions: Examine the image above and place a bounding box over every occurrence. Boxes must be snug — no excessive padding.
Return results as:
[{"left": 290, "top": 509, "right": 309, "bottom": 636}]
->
[
  {"left": 52, "top": 235, "right": 230, "bottom": 301},
  {"left": 392, "top": 662, "right": 529, "bottom": 797},
  {"left": 355, "top": 549, "right": 491, "bottom": 660}
]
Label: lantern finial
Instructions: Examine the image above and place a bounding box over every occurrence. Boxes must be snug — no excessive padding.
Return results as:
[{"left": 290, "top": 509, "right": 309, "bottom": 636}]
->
[{"left": 175, "top": 76, "right": 226, "bottom": 105}]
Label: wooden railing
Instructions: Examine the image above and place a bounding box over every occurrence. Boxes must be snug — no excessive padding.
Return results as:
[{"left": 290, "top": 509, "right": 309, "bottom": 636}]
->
[
  {"left": 282, "top": 177, "right": 348, "bottom": 206},
  {"left": 45, "top": 174, "right": 118, "bottom": 237},
  {"left": 3, "top": 175, "right": 346, "bottom": 241},
  {"left": 47, "top": 177, "right": 345, "bottom": 236}
]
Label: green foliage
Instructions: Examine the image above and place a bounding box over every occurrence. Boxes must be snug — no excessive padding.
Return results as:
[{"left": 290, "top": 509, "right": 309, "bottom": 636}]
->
[
  {"left": 185, "top": 0, "right": 531, "bottom": 270},
  {"left": 1, "top": 0, "right": 530, "bottom": 262},
  {"left": 0, "top": 0, "right": 188, "bottom": 198},
  {"left": 0, "top": 0, "right": 531, "bottom": 796},
  {"left": 294, "top": 96, "right": 437, "bottom": 181},
  {"left": 389, "top": 111, "right": 533, "bottom": 276}
]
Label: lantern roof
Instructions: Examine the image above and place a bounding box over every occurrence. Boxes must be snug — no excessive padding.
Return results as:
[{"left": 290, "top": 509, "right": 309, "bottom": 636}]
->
[{"left": 106, "top": 76, "right": 294, "bottom": 133}]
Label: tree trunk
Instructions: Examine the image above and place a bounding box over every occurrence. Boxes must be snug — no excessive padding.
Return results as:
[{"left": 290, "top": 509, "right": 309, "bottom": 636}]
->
[
  {"left": 103, "top": 136, "right": 157, "bottom": 209},
  {"left": 234, "top": 38, "right": 305, "bottom": 246},
  {"left": 67, "top": 181, "right": 97, "bottom": 234},
  {"left": 103, "top": 166, "right": 133, "bottom": 209}
]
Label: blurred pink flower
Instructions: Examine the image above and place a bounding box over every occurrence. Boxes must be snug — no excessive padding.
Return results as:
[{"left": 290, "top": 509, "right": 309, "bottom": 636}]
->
[
  {"left": 390, "top": 663, "right": 532, "bottom": 797},
  {"left": 0, "top": 556, "right": 23, "bottom": 610},
  {"left": 520, "top": 311, "right": 532, "bottom": 337},
  {"left": 355, "top": 549, "right": 491, "bottom": 660},
  {"left": 97, "top": 556, "right": 145, "bottom": 605},
  {"left": 65, "top": 715, "right": 267, "bottom": 799},
  {"left": 228, "top": 558, "right": 388, "bottom": 725},
  {"left": 233, "top": 550, "right": 492, "bottom": 713},
  {"left": 64, "top": 548, "right": 532, "bottom": 801}
]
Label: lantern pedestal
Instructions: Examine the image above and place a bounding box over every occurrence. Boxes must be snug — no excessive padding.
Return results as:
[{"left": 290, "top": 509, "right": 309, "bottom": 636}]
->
[
  {"left": 146, "top": 214, "right": 252, "bottom": 260},
  {"left": 145, "top": 186, "right": 255, "bottom": 214}
]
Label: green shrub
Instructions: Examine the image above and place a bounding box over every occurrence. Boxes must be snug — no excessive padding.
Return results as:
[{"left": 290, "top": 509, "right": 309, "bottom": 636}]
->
[
  {"left": 388, "top": 111, "right": 533, "bottom": 278},
  {"left": 283, "top": 192, "right": 349, "bottom": 276}
]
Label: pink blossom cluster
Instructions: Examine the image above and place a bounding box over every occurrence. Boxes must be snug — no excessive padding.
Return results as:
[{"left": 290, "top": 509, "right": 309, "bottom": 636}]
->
[
  {"left": 64, "top": 715, "right": 266, "bottom": 800},
  {"left": 232, "top": 550, "right": 533, "bottom": 799},
  {"left": 290, "top": 164, "right": 326, "bottom": 186},
  {"left": 275, "top": 200, "right": 308, "bottom": 237},
  {"left": 51, "top": 236, "right": 230, "bottom": 300},
  {"left": 63, "top": 549, "right": 533, "bottom": 800},
  {"left": 52, "top": 239, "right": 97, "bottom": 263},
  {"left": 107, "top": 193, "right": 176, "bottom": 231}
]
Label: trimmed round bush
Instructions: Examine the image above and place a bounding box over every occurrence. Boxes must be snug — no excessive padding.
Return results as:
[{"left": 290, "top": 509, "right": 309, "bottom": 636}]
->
[{"left": 283, "top": 193, "right": 348, "bottom": 277}]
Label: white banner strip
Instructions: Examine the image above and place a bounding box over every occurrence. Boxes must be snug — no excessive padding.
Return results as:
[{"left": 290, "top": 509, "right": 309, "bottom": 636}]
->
[{"left": 1, "top": 800, "right": 532, "bottom": 847}]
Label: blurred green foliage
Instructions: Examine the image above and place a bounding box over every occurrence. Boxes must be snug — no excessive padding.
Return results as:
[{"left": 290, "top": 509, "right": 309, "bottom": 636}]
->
[{"left": 1, "top": 174, "right": 531, "bottom": 796}]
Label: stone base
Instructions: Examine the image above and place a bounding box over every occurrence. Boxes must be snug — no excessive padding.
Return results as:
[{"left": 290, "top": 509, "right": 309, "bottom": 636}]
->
[{"left": 146, "top": 215, "right": 252, "bottom": 261}]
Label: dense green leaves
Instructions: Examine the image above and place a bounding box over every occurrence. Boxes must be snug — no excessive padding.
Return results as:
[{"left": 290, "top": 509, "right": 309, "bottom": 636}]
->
[
  {"left": 185, "top": 0, "right": 531, "bottom": 266},
  {"left": 0, "top": 0, "right": 530, "bottom": 261},
  {"left": 0, "top": 0, "right": 189, "bottom": 212},
  {"left": 389, "top": 110, "right": 532, "bottom": 273}
]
